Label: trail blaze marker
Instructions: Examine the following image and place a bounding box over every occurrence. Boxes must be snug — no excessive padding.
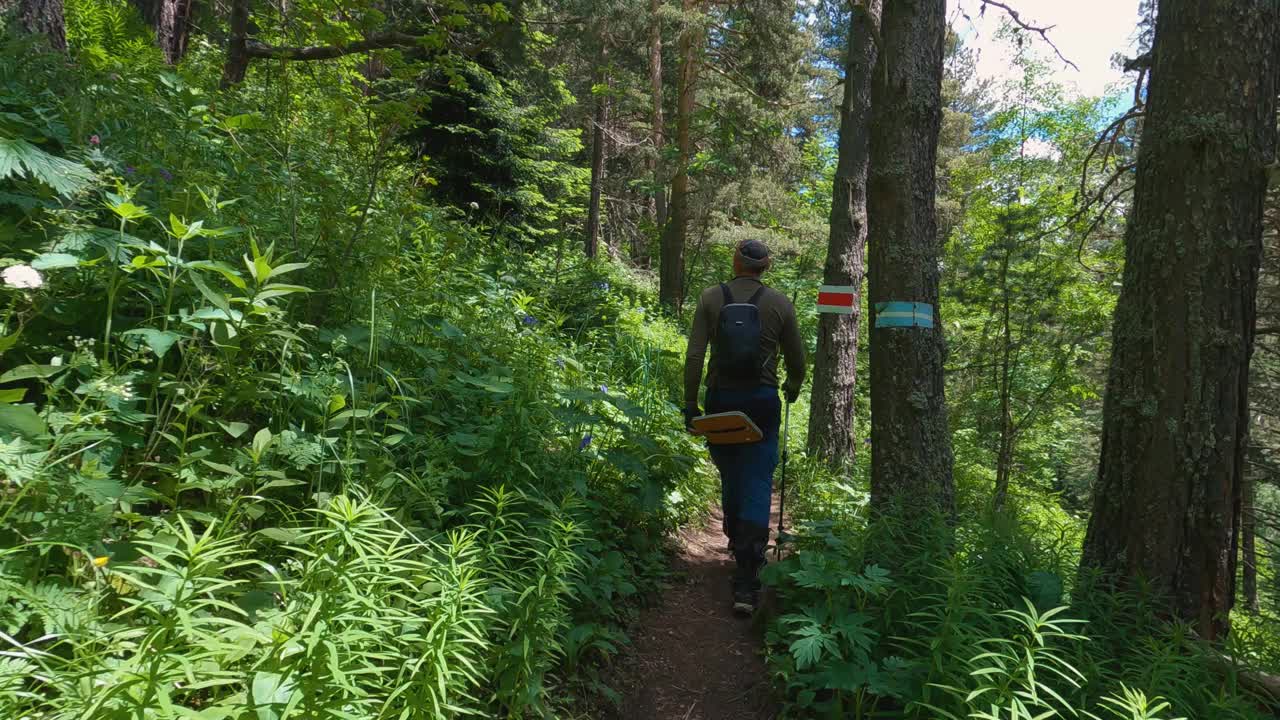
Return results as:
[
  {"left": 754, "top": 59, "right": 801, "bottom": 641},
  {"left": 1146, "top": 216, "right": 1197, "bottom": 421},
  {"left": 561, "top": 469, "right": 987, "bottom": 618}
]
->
[
  {"left": 874, "top": 301, "right": 934, "bottom": 329},
  {"left": 816, "top": 285, "right": 857, "bottom": 315}
]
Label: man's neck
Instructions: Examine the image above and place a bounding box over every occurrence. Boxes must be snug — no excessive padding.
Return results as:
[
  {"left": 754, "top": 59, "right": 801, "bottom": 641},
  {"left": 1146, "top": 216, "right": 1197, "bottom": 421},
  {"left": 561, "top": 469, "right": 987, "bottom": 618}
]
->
[{"left": 732, "top": 274, "right": 763, "bottom": 282}]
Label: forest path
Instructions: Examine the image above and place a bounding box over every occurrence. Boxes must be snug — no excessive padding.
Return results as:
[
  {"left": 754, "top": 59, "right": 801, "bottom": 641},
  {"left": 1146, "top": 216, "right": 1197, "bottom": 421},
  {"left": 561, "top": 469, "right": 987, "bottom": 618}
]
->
[{"left": 606, "top": 501, "right": 780, "bottom": 720}]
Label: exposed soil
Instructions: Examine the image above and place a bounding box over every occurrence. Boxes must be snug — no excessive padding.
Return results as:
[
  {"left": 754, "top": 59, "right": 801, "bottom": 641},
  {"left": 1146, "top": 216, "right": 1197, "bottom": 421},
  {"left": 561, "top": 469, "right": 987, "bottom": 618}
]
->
[{"left": 606, "top": 503, "right": 781, "bottom": 720}]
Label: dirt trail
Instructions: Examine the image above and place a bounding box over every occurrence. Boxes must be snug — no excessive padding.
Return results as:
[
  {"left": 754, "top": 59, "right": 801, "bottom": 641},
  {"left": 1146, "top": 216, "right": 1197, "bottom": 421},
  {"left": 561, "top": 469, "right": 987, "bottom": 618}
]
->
[{"left": 607, "top": 503, "right": 780, "bottom": 720}]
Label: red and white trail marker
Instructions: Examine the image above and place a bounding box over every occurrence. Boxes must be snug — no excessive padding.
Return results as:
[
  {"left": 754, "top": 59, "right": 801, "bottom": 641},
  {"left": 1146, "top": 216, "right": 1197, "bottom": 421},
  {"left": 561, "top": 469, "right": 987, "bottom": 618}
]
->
[{"left": 816, "top": 285, "right": 857, "bottom": 315}]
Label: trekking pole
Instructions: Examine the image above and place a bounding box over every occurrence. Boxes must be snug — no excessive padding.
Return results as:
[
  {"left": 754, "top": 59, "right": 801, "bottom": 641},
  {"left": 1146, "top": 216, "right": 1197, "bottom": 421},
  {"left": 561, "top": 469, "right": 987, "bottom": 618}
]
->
[{"left": 776, "top": 401, "right": 790, "bottom": 560}]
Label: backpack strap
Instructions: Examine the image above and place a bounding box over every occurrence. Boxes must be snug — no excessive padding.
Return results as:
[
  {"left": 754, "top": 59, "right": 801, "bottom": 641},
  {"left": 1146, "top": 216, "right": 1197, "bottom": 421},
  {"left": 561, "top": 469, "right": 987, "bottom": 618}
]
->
[
  {"left": 720, "top": 283, "right": 734, "bottom": 305},
  {"left": 746, "top": 285, "right": 767, "bottom": 306}
]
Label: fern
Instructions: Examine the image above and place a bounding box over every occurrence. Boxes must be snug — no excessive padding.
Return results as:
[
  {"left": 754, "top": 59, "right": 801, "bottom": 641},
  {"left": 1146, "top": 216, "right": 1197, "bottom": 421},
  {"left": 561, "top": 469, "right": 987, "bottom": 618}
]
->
[{"left": 0, "top": 137, "right": 93, "bottom": 196}]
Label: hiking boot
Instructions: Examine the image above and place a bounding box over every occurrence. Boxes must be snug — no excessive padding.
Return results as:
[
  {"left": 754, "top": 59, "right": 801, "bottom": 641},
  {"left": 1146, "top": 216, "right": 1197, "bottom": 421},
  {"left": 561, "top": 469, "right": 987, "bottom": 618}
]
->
[{"left": 732, "top": 587, "right": 757, "bottom": 616}]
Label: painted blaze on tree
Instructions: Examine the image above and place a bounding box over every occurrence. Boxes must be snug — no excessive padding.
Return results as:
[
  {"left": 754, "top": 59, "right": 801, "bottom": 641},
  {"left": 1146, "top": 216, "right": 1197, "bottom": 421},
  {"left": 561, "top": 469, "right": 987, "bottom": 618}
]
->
[
  {"left": 866, "top": 0, "right": 954, "bottom": 518},
  {"left": 1080, "top": 0, "right": 1279, "bottom": 641}
]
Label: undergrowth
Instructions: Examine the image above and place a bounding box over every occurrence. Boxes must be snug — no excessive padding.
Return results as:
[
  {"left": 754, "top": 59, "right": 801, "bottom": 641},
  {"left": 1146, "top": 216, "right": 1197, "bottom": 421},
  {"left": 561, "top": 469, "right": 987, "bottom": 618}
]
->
[{"left": 0, "top": 28, "right": 715, "bottom": 719}]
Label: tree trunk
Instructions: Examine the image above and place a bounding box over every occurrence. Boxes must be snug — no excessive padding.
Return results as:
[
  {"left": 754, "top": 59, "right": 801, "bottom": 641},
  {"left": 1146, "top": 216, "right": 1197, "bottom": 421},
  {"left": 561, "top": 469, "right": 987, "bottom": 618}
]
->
[
  {"left": 807, "top": 0, "right": 880, "bottom": 465},
  {"left": 993, "top": 229, "right": 1014, "bottom": 510},
  {"left": 131, "top": 0, "right": 194, "bottom": 63},
  {"left": 585, "top": 38, "right": 609, "bottom": 259},
  {"left": 3, "top": 0, "right": 66, "bottom": 49},
  {"left": 1079, "top": 0, "right": 1278, "bottom": 643},
  {"left": 649, "top": 0, "right": 667, "bottom": 239},
  {"left": 221, "top": 0, "right": 250, "bottom": 87},
  {"left": 658, "top": 0, "right": 699, "bottom": 311},
  {"left": 866, "top": 0, "right": 953, "bottom": 519}
]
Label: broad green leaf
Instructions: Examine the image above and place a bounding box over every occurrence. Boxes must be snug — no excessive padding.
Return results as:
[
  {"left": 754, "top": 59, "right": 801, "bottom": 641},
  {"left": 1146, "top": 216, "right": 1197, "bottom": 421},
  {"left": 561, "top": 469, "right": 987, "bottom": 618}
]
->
[
  {"left": 30, "top": 252, "right": 79, "bottom": 270},
  {"left": 122, "top": 328, "right": 181, "bottom": 358},
  {"left": 0, "top": 387, "right": 25, "bottom": 403},
  {"left": 219, "top": 421, "right": 250, "bottom": 438},
  {"left": 0, "top": 331, "right": 17, "bottom": 354},
  {"left": 0, "top": 364, "right": 65, "bottom": 383},
  {"left": 0, "top": 404, "right": 46, "bottom": 436},
  {"left": 252, "top": 427, "right": 273, "bottom": 456}
]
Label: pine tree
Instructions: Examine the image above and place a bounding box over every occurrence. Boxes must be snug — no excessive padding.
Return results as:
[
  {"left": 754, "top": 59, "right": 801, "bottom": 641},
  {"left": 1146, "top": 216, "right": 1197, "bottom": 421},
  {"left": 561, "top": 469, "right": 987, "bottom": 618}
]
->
[
  {"left": 866, "top": 0, "right": 953, "bottom": 518},
  {"left": 1080, "top": 0, "right": 1279, "bottom": 641}
]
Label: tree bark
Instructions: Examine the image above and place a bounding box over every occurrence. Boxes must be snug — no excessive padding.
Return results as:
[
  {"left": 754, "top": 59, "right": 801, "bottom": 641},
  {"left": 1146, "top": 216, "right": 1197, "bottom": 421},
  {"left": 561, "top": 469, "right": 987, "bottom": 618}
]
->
[
  {"left": 866, "top": 0, "right": 953, "bottom": 519},
  {"left": 131, "top": 0, "right": 194, "bottom": 63},
  {"left": 1079, "top": 0, "right": 1278, "bottom": 643},
  {"left": 3, "top": 0, "right": 65, "bottom": 49},
  {"left": 220, "top": 0, "right": 250, "bottom": 87},
  {"left": 585, "top": 37, "right": 609, "bottom": 259},
  {"left": 807, "top": 0, "right": 880, "bottom": 465},
  {"left": 650, "top": 0, "right": 667, "bottom": 239},
  {"left": 658, "top": 0, "right": 699, "bottom": 311}
]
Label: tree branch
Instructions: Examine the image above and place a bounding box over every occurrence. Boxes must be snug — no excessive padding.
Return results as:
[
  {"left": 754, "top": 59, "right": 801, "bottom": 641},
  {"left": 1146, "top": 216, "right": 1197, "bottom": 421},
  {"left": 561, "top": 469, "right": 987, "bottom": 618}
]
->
[{"left": 977, "top": 0, "right": 1079, "bottom": 71}]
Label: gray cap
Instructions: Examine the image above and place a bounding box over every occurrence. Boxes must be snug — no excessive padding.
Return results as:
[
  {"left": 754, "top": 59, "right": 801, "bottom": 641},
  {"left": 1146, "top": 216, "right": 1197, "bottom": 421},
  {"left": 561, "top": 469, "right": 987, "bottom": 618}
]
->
[{"left": 736, "top": 240, "right": 770, "bottom": 271}]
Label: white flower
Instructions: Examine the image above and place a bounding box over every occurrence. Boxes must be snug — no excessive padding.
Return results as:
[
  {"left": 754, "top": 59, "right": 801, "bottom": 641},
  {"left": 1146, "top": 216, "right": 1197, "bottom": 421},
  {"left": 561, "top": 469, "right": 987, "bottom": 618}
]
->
[
  {"left": 50, "top": 356, "right": 62, "bottom": 366},
  {"left": 468, "top": 201, "right": 480, "bottom": 210},
  {"left": 2, "top": 265, "right": 43, "bottom": 289}
]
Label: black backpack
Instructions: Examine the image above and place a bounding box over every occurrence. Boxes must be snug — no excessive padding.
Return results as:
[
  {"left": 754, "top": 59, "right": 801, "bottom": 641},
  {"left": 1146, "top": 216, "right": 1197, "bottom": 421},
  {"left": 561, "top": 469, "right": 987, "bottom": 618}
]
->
[{"left": 714, "top": 283, "right": 767, "bottom": 387}]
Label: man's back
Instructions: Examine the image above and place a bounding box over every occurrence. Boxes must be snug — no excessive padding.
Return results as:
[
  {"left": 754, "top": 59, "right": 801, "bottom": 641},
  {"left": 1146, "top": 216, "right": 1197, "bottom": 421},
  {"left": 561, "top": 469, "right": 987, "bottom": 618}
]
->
[{"left": 684, "top": 276, "right": 805, "bottom": 407}]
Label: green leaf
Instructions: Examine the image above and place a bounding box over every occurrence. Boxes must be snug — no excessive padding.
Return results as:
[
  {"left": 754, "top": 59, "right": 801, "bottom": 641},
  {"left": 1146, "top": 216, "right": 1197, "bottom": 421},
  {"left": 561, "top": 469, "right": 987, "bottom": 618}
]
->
[
  {"left": 219, "top": 421, "right": 250, "bottom": 438},
  {"left": 0, "top": 405, "right": 46, "bottom": 436},
  {"left": 252, "top": 427, "right": 273, "bottom": 456},
  {"left": 190, "top": 260, "right": 248, "bottom": 290},
  {"left": 190, "top": 271, "right": 233, "bottom": 317},
  {"left": 122, "top": 328, "right": 181, "bottom": 359},
  {"left": 0, "top": 387, "right": 25, "bottom": 403},
  {"left": 0, "top": 137, "right": 94, "bottom": 196},
  {"left": 0, "top": 331, "right": 18, "bottom": 354},
  {"left": 265, "top": 262, "right": 309, "bottom": 280},
  {"left": 30, "top": 252, "right": 79, "bottom": 270},
  {"left": 0, "top": 364, "right": 65, "bottom": 383},
  {"left": 251, "top": 670, "right": 296, "bottom": 720},
  {"left": 257, "top": 527, "right": 304, "bottom": 543}
]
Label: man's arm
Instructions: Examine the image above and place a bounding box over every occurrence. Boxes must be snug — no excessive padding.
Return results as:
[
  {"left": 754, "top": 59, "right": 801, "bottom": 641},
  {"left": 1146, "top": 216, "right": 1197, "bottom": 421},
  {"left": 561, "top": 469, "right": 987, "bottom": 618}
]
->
[
  {"left": 683, "top": 294, "right": 711, "bottom": 412},
  {"left": 780, "top": 301, "right": 806, "bottom": 403}
]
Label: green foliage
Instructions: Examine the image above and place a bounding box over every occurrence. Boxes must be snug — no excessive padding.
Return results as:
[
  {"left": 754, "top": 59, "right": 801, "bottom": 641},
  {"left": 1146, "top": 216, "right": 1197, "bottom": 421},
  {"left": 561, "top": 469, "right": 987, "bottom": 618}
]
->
[{"left": 0, "top": 15, "right": 715, "bottom": 717}]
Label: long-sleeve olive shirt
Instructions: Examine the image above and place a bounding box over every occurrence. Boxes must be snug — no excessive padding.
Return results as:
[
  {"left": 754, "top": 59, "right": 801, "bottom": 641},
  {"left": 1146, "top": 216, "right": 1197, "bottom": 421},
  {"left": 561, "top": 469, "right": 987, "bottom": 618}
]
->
[{"left": 683, "top": 276, "right": 806, "bottom": 408}]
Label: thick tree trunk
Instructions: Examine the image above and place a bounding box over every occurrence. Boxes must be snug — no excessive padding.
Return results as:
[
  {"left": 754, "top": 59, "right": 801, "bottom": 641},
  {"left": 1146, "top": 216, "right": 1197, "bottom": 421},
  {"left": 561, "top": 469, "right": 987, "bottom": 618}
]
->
[
  {"left": 3, "top": 0, "right": 66, "bottom": 49},
  {"left": 220, "top": 0, "right": 250, "bottom": 87},
  {"left": 585, "top": 39, "right": 609, "bottom": 259},
  {"left": 807, "top": 0, "right": 880, "bottom": 465},
  {"left": 132, "top": 0, "right": 194, "bottom": 63},
  {"left": 1079, "top": 0, "right": 1278, "bottom": 642},
  {"left": 867, "top": 0, "right": 953, "bottom": 519},
  {"left": 658, "top": 0, "right": 699, "bottom": 311},
  {"left": 649, "top": 0, "right": 667, "bottom": 239}
]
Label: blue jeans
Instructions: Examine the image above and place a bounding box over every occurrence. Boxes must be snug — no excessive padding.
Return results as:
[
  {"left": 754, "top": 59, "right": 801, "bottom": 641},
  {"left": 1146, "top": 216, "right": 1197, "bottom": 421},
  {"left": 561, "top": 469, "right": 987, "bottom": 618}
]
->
[{"left": 705, "top": 385, "right": 780, "bottom": 589}]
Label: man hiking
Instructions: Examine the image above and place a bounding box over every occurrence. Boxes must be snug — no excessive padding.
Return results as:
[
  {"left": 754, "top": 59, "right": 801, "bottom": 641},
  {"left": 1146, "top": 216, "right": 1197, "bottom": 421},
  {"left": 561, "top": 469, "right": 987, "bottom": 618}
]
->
[{"left": 682, "top": 239, "right": 805, "bottom": 615}]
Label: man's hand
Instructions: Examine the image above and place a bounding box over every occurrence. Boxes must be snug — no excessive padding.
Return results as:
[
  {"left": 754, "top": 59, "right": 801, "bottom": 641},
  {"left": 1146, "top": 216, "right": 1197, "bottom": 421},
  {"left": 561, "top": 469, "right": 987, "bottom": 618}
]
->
[
  {"left": 682, "top": 405, "right": 701, "bottom": 432},
  {"left": 784, "top": 384, "right": 800, "bottom": 404}
]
